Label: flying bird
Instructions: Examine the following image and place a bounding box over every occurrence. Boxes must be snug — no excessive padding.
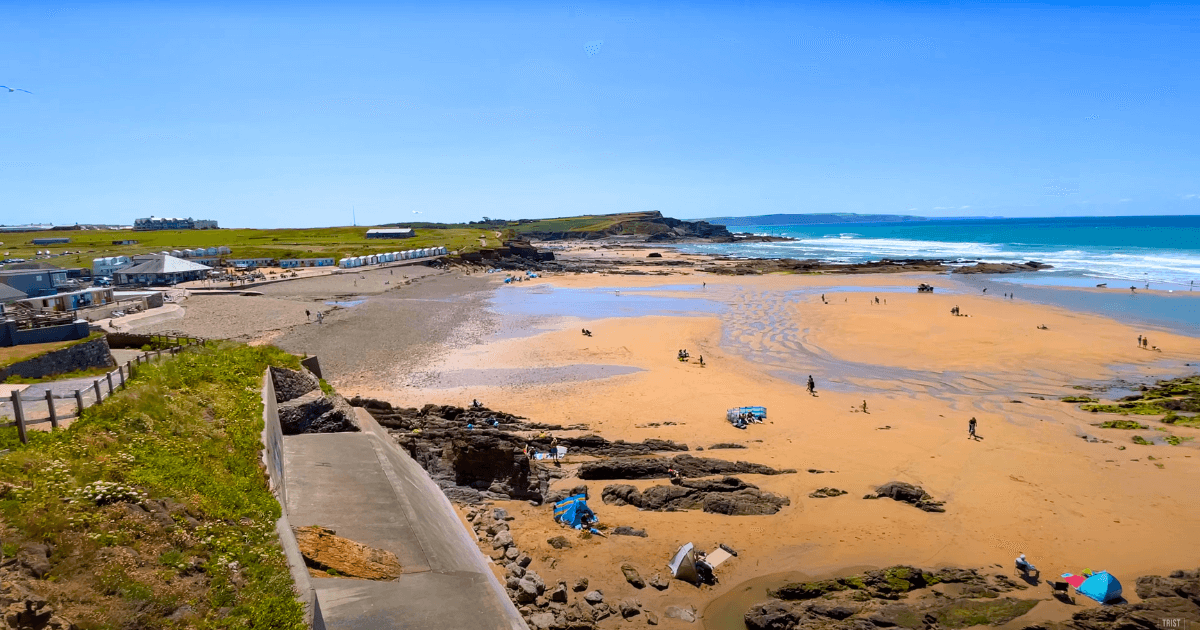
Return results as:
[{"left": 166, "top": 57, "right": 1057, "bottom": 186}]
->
[{"left": 0, "top": 86, "right": 32, "bottom": 94}]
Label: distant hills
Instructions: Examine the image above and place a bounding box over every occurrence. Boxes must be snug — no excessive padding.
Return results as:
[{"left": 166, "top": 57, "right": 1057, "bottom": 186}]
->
[{"left": 703, "top": 213, "right": 929, "bottom": 227}]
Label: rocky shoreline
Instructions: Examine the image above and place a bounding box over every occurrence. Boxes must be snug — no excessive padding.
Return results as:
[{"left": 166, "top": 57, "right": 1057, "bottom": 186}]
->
[{"left": 743, "top": 565, "right": 1200, "bottom": 630}]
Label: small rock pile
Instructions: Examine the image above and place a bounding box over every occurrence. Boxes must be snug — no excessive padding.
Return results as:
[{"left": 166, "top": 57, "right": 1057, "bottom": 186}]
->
[
  {"left": 464, "top": 507, "right": 677, "bottom": 629},
  {"left": 864, "top": 481, "right": 946, "bottom": 512}
]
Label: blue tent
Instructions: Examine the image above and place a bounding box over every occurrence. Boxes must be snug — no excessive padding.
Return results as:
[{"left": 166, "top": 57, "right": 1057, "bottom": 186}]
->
[
  {"left": 1078, "top": 572, "right": 1123, "bottom": 604},
  {"left": 553, "top": 494, "right": 595, "bottom": 530}
]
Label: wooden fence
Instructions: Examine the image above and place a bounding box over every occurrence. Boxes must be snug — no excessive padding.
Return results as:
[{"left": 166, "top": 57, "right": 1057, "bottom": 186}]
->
[{"left": 1, "top": 337, "right": 205, "bottom": 445}]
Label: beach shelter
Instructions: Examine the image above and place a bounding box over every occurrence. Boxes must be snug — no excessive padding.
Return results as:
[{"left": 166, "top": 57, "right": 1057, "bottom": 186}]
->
[
  {"left": 668, "top": 543, "right": 702, "bottom": 585},
  {"left": 1077, "top": 572, "right": 1122, "bottom": 604},
  {"left": 553, "top": 494, "right": 595, "bottom": 530}
]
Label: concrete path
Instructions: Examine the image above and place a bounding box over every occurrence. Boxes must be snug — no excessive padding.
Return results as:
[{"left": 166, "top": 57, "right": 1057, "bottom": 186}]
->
[{"left": 283, "top": 409, "right": 526, "bottom": 630}]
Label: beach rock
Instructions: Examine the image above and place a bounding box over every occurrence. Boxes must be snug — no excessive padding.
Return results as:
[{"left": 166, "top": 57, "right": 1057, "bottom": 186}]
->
[
  {"left": 518, "top": 553, "right": 532, "bottom": 568},
  {"left": 601, "top": 477, "right": 790, "bottom": 515},
  {"left": 665, "top": 605, "right": 697, "bottom": 623},
  {"left": 584, "top": 590, "right": 604, "bottom": 604},
  {"left": 619, "top": 600, "right": 641, "bottom": 618},
  {"left": 1136, "top": 570, "right": 1200, "bottom": 603},
  {"left": 612, "top": 526, "right": 647, "bottom": 537},
  {"left": 745, "top": 600, "right": 805, "bottom": 630},
  {"left": 1042, "top": 596, "right": 1200, "bottom": 630},
  {"left": 647, "top": 611, "right": 660, "bottom": 625},
  {"left": 591, "top": 603, "right": 614, "bottom": 621},
  {"left": 516, "top": 579, "right": 540, "bottom": 604},
  {"left": 573, "top": 577, "right": 589, "bottom": 592},
  {"left": 621, "top": 563, "right": 646, "bottom": 589},
  {"left": 270, "top": 366, "right": 321, "bottom": 403},
  {"left": 492, "top": 531, "right": 514, "bottom": 549},
  {"left": 650, "top": 574, "right": 669, "bottom": 590},
  {"left": 277, "top": 391, "right": 359, "bottom": 435},
  {"left": 579, "top": 454, "right": 791, "bottom": 480},
  {"left": 708, "top": 443, "right": 747, "bottom": 450},
  {"left": 528, "top": 612, "right": 557, "bottom": 630},
  {"left": 494, "top": 507, "right": 512, "bottom": 521},
  {"left": 545, "top": 485, "right": 590, "bottom": 504},
  {"left": 807, "top": 603, "right": 858, "bottom": 620},
  {"left": 506, "top": 564, "right": 526, "bottom": 579},
  {"left": 292, "top": 526, "right": 402, "bottom": 580},
  {"left": 869, "top": 482, "right": 946, "bottom": 513},
  {"left": 504, "top": 546, "right": 521, "bottom": 561},
  {"left": 548, "top": 536, "right": 572, "bottom": 550},
  {"left": 808, "top": 487, "right": 847, "bottom": 499},
  {"left": 549, "top": 582, "right": 569, "bottom": 603}
]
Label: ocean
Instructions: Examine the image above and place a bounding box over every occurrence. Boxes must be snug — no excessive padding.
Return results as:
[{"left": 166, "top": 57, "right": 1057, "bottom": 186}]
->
[{"left": 673, "top": 215, "right": 1200, "bottom": 291}]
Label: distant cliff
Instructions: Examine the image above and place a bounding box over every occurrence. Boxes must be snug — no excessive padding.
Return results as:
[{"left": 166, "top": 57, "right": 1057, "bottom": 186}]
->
[{"left": 513, "top": 211, "right": 733, "bottom": 241}]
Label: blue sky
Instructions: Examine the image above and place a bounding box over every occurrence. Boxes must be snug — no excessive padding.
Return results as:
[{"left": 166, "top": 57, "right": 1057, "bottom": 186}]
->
[{"left": 2, "top": 1, "right": 1199, "bottom": 228}]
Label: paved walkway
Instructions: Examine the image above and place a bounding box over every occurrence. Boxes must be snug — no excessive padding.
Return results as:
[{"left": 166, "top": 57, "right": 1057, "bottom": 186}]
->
[{"left": 282, "top": 409, "right": 526, "bottom": 630}]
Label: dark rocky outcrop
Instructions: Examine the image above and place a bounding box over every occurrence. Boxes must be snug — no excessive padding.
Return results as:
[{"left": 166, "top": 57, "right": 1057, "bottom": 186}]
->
[
  {"left": 700, "top": 258, "right": 1051, "bottom": 277},
  {"left": 865, "top": 482, "right": 946, "bottom": 512},
  {"left": 353, "top": 398, "right": 691, "bottom": 504},
  {"left": 579, "top": 454, "right": 792, "bottom": 480},
  {"left": 602, "top": 476, "right": 790, "bottom": 515},
  {"left": 808, "top": 487, "right": 847, "bottom": 499},
  {"left": 277, "top": 390, "right": 359, "bottom": 435},
  {"left": 270, "top": 366, "right": 321, "bottom": 403},
  {"left": 747, "top": 567, "right": 1039, "bottom": 630}
]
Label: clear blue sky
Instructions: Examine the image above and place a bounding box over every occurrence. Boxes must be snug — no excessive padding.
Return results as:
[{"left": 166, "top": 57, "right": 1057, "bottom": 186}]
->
[{"left": 3, "top": 1, "right": 1199, "bottom": 228}]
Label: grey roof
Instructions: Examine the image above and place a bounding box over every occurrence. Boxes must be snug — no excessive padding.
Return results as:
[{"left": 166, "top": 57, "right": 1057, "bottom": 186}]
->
[
  {"left": 366, "top": 228, "right": 413, "bottom": 234},
  {"left": 0, "top": 283, "right": 27, "bottom": 302},
  {"left": 119, "top": 255, "right": 211, "bottom": 275}
]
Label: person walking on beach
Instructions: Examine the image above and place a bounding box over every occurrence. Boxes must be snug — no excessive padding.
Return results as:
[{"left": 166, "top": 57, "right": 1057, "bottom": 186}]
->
[
  {"left": 861, "top": 400, "right": 868, "bottom": 414},
  {"left": 807, "top": 375, "right": 816, "bottom": 396},
  {"left": 968, "top": 417, "right": 977, "bottom": 440},
  {"left": 306, "top": 309, "right": 311, "bottom": 321},
  {"left": 1138, "top": 334, "right": 1143, "bottom": 348}
]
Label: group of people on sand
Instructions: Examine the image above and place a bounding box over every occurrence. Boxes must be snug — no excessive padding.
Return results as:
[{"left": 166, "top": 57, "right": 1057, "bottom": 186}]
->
[
  {"left": 1136, "top": 334, "right": 1161, "bottom": 352},
  {"left": 732, "top": 412, "right": 761, "bottom": 429},
  {"left": 581, "top": 328, "right": 593, "bottom": 337},
  {"left": 676, "top": 349, "right": 703, "bottom": 365}
]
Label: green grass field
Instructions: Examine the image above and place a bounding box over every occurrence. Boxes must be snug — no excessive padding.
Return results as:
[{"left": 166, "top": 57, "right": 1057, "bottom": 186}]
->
[
  {"left": 1, "top": 226, "right": 495, "bottom": 269},
  {"left": 1, "top": 211, "right": 668, "bottom": 269}
]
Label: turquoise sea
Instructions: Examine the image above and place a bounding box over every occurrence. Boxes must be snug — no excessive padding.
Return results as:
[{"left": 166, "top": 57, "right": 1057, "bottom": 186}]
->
[{"left": 673, "top": 215, "right": 1200, "bottom": 291}]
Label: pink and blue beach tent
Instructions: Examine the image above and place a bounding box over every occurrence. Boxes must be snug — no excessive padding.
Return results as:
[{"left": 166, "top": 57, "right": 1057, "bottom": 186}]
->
[{"left": 1077, "top": 572, "right": 1122, "bottom": 604}]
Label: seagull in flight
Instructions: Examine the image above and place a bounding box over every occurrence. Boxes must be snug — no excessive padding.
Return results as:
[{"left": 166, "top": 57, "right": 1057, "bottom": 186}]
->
[{"left": 1, "top": 86, "right": 32, "bottom": 94}]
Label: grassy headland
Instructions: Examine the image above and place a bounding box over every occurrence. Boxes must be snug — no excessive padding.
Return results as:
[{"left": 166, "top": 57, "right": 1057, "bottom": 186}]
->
[{"left": 0, "top": 343, "right": 306, "bottom": 629}]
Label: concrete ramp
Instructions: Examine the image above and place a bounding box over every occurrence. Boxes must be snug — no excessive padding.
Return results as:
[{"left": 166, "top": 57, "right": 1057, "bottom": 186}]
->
[{"left": 283, "top": 409, "right": 526, "bottom": 630}]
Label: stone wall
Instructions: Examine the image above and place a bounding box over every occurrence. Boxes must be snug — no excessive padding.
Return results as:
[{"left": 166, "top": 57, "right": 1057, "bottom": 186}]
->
[{"left": 0, "top": 336, "right": 114, "bottom": 381}]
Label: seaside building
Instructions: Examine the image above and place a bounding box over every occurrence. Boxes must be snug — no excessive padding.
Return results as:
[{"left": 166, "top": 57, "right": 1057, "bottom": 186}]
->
[
  {"left": 114, "top": 254, "right": 211, "bottom": 285},
  {"left": 365, "top": 228, "right": 415, "bottom": 239},
  {"left": 228, "top": 258, "right": 277, "bottom": 269},
  {"left": 31, "top": 237, "right": 71, "bottom": 245},
  {"left": 93, "top": 256, "right": 134, "bottom": 277},
  {"left": 133, "top": 216, "right": 220, "bottom": 231},
  {"left": 0, "top": 268, "right": 70, "bottom": 297},
  {"left": 279, "top": 258, "right": 336, "bottom": 268},
  {"left": 14, "top": 287, "right": 115, "bottom": 312}
]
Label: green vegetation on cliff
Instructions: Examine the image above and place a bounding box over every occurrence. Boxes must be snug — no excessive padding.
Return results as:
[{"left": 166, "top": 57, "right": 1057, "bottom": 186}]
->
[{"left": 0, "top": 343, "right": 306, "bottom": 629}]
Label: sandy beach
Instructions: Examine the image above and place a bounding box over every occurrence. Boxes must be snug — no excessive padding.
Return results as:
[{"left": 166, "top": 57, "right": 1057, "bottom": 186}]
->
[{"left": 128, "top": 251, "right": 1200, "bottom": 629}]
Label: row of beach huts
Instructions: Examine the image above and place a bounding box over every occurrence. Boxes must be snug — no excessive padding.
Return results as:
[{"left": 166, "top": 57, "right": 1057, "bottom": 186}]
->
[{"left": 338, "top": 247, "right": 447, "bottom": 268}]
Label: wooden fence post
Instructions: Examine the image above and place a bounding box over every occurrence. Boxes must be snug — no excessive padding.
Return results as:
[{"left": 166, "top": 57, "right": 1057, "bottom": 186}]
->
[
  {"left": 94, "top": 380, "right": 102, "bottom": 403},
  {"left": 75, "top": 390, "right": 84, "bottom": 416},
  {"left": 46, "top": 390, "right": 58, "bottom": 430},
  {"left": 106, "top": 372, "right": 114, "bottom": 396},
  {"left": 10, "top": 392, "right": 26, "bottom": 445},
  {"left": 119, "top": 364, "right": 126, "bottom": 388}
]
